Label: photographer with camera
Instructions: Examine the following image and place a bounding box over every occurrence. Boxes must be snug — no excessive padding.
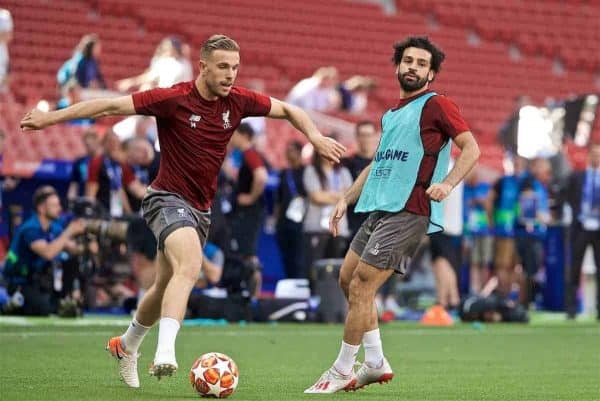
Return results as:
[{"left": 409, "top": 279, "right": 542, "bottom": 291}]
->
[{"left": 2, "top": 186, "right": 86, "bottom": 315}]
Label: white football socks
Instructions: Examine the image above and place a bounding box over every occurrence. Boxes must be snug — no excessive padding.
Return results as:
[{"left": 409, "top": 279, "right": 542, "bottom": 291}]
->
[
  {"left": 362, "top": 328, "right": 384, "bottom": 368},
  {"left": 333, "top": 341, "right": 360, "bottom": 376},
  {"left": 155, "top": 317, "right": 180, "bottom": 361},
  {"left": 121, "top": 318, "right": 151, "bottom": 354}
]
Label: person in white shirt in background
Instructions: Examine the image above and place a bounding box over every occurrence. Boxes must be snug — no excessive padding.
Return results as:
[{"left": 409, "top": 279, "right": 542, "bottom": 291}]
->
[
  {"left": 286, "top": 66, "right": 340, "bottom": 112},
  {"left": 242, "top": 79, "right": 268, "bottom": 152},
  {"left": 0, "top": 9, "right": 13, "bottom": 92},
  {"left": 114, "top": 37, "right": 193, "bottom": 147},
  {"left": 117, "top": 37, "right": 190, "bottom": 93}
]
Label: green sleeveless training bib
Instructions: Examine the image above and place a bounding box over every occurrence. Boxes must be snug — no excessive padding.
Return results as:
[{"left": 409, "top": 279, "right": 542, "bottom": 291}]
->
[{"left": 355, "top": 92, "right": 450, "bottom": 234}]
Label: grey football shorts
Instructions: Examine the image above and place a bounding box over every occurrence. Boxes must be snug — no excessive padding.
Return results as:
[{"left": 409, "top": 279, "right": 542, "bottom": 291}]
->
[
  {"left": 141, "top": 186, "right": 211, "bottom": 251},
  {"left": 350, "top": 210, "right": 428, "bottom": 274}
]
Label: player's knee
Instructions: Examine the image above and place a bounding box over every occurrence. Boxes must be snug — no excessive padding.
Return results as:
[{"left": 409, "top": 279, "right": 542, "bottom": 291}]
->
[
  {"left": 174, "top": 263, "right": 202, "bottom": 284},
  {"left": 348, "top": 276, "right": 371, "bottom": 306},
  {"left": 347, "top": 280, "right": 361, "bottom": 306}
]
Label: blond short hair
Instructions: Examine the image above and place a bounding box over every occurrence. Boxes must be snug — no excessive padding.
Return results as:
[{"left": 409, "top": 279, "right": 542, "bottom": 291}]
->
[{"left": 200, "top": 34, "right": 240, "bottom": 59}]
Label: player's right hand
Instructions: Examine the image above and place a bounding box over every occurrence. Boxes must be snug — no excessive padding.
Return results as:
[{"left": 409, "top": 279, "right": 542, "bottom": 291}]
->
[
  {"left": 329, "top": 198, "right": 348, "bottom": 237},
  {"left": 20, "top": 108, "right": 50, "bottom": 131},
  {"left": 67, "top": 218, "right": 87, "bottom": 236}
]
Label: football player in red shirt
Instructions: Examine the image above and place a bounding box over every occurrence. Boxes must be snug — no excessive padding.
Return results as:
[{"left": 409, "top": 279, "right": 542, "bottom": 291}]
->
[{"left": 21, "top": 34, "right": 346, "bottom": 388}]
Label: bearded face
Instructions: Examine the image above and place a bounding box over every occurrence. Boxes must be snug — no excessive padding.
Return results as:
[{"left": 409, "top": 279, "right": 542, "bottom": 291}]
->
[{"left": 395, "top": 47, "right": 434, "bottom": 94}]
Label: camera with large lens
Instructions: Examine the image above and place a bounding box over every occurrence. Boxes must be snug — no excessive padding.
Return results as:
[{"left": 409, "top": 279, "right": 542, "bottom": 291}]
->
[
  {"left": 68, "top": 197, "right": 129, "bottom": 243},
  {"left": 69, "top": 197, "right": 101, "bottom": 219},
  {"left": 83, "top": 219, "right": 129, "bottom": 243}
]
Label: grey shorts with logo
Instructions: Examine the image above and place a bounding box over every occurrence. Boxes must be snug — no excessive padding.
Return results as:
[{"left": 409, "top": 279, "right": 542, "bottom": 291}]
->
[
  {"left": 350, "top": 210, "right": 428, "bottom": 274},
  {"left": 141, "top": 187, "right": 211, "bottom": 251}
]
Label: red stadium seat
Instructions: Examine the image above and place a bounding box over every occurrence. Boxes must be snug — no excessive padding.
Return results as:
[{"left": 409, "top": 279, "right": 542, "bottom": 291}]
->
[{"left": 3, "top": 0, "right": 599, "bottom": 169}]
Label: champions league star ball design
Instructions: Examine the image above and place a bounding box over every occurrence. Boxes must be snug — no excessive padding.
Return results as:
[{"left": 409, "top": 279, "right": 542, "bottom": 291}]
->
[{"left": 190, "top": 352, "right": 239, "bottom": 398}]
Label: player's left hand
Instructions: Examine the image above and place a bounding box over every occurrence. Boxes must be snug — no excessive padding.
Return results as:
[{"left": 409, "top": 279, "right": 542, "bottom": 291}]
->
[
  {"left": 426, "top": 182, "right": 453, "bottom": 202},
  {"left": 311, "top": 134, "right": 346, "bottom": 164}
]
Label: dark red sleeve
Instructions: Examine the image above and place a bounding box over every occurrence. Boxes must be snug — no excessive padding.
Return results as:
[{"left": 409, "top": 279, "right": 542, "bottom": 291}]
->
[
  {"left": 132, "top": 86, "right": 180, "bottom": 118},
  {"left": 235, "top": 87, "right": 272, "bottom": 117},
  {"left": 245, "top": 149, "right": 265, "bottom": 171},
  {"left": 87, "top": 156, "right": 102, "bottom": 184},
  {"left": 430, "top": 95, "right": 470, "bottom": 139},
  {"left": 122, "top": 164, "right": 136, "bottom": 187}
]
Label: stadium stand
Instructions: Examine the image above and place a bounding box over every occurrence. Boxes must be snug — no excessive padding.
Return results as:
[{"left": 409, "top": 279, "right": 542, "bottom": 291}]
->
[{"left": 1, "top": 0, "right": 599, "bottom": 169}]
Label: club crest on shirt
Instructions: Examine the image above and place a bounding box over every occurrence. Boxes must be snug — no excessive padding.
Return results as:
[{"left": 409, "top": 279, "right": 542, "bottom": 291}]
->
[
  {"left": 222, "top": 110, "right": 231, "bottom": 129},
  {"left": 189, "top": 114, "right": 201, "bottom": 128}
]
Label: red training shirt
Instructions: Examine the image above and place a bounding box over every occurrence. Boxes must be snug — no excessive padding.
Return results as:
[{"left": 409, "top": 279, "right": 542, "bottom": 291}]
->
[
  {"left": 132, "top": 82, "right": 271, "bottom": 210},
  {"left": 392, "top": 89, "right": 470, "bottom": 217}
]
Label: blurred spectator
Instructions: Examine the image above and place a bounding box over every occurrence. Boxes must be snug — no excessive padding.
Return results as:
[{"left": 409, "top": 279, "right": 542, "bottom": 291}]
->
[
  {"left": 515, "top": 158, "right": 550, "bottom": 307},
  {"left": 337, "top": 75, "right": 376, "bottom": 114},
  {"left": 68, "top": 129, "right": 102, "bottom": 201},
  {"left": 125, "top": 217, "right": 156, "bottom": 301},
  {"left": 207, "top": 171, "right": 234, "bottom": 254},
  {"left": 75, "top": 35, "right": 106, "bottom": 89},
  {"left": 112, "top": 115, "right": 159, "bottom": 149},
  {"left": 122, "top": 137, "right": 160, "bottom": 213},
  {"left": 57, "top": 80, "right": 93, "bottom": 126},
  {"left": 565, "top": 142, "right": 600, "bottom": 320},
  {"left": 228, "top": 123, "right": 268, "bottom": 296},
  {"left": 0, "top": 130, "right": 18, "bottom": 253},
  {"left": 116, "top": 37, "right": 191, "bottom": 92},
  {"left": 57, "top": 34, "right": 96, "bottom": 88},
  {"left": 114, "top": 37, "right": 193, "bottom": 153},
  {"left": 302, "top": 150, "right": 353, "bottom": 276},
  {"left": 242, "top": 80, "right": 268, "bottom": 151},
  {"left": 342, "top": 121, "right": 378, "bottom": 236},
  {"left": 286, "top": 66, "right": 339, "bottom": 112},
  {"left": 430, "top": 160, "right": 463, "bottom": 310},
  {"left": 275, "top": 141, "right": 307, "bottom": 279},
  {"left": 86, "top": 130, "right": 130, "bottom": 216},
  {"left": 490, "top": 155, "right": 529, "bottom": 298},
  {"left": 179, "top": 41, "right": 194, "bottom": 83},
  {"left": 121, "top": 137, "right": 161, "bottom": 301},
  {"left": 2, "top": 186, "right": 85, "bottom": 315},
  {"left": 0, "top": 9, "right": 13, "bottom": 92},
  {"left": 463, "top": 169, "right": 493, "bottom": 294},
  {"left": 196, "top": 242, "right": 225, "bottom": 290},
  {"left": 186, "top": 242, "right": 226, "bottom": 319},
  {"left": 544, "top": 156, "right": 569, "bottom": 224}
]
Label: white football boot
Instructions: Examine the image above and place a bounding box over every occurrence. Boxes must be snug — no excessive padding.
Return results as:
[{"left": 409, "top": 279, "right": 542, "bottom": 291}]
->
[
  {"left": 304, "top": 367, "right": 357, "bottom": 394},
  {"left": 353, "top": 357, "right": 394, "bottom": 390},
  {"left": 106, "top": 336, "right": 140, "bottom": 388}
]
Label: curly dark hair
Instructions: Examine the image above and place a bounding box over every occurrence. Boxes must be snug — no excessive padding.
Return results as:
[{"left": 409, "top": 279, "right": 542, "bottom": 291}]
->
[{"left": 392, "top": 36, "right": 446, "bottom": 73}]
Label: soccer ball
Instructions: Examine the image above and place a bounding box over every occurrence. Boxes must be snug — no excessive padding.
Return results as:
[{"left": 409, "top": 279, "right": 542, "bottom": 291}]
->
[{"left": 190, "top": 352, "right": 239, "bottom": 398}]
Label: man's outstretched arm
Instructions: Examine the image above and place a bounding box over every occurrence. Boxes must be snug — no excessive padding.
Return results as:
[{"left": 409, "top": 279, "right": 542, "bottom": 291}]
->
[
  {"left": 267, "top": 97, "right": 346, "bottom": 163},
  {"left": 21, "top": 96, "right": 136, "bottom": 131}
]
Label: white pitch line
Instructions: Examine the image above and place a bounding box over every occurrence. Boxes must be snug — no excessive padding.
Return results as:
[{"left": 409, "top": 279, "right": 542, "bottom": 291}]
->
[
  {"left": 0, "top": 331, "right": 117, "bottom": 337},
  {"left": 1, "top": 328, "right": 598, "bottom": 337}
]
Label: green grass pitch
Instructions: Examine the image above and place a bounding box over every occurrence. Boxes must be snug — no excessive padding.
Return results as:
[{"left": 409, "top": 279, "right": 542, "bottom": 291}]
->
[{"left": 0, "top": 317, "right": 598, "bottom": 401}]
